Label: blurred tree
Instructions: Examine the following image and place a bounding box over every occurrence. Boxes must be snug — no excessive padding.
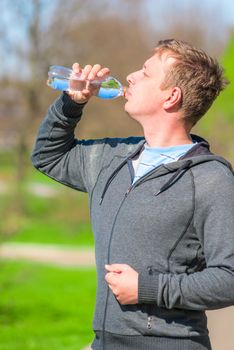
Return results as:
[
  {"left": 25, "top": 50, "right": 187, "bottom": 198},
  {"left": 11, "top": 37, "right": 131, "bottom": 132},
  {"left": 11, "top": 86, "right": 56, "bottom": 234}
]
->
[
  {"left": 0, "top": 0, "right": 154, "bottom": 142},
  {"left": 146, "top": 0, "right": 228, "bottom": 57},
  {"left": 0, "top": 0, "right": 233, "bottom": 191},
  {"left": 0, "top": 0, "right": 233, "bottom": 242},
  {"left": 0, "top": 0, "right": 151, "bottom": 215}
]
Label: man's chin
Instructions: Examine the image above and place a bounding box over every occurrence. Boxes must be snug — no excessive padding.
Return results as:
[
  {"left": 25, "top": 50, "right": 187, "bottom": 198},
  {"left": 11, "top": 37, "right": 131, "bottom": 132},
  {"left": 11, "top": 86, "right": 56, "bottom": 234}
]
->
[
  {"left": 124, "top": 101, "right": 131, "bottom": 114},
  {"left": 124, "top": 106, "right": 138, "bottom": 122},
  {"left": 124, "top": 103, "right": 132, "bottom": 118}
]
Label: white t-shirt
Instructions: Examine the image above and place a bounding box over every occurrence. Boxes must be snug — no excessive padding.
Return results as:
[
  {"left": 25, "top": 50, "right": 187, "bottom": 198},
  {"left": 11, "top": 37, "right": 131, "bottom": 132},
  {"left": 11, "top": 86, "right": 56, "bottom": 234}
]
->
[{"left": 132, "top": 143, "right": 195, "bottom": 184}]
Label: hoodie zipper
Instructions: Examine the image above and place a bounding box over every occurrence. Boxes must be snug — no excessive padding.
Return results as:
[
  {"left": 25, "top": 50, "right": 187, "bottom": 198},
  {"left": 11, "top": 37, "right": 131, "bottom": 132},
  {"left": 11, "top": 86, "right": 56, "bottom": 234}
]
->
[
  {"left": 99, "top": 158, "right": 128, "bottom": 205},
  {"left": 101, "top": 166, "right": 163, "bottom": 348},
  {"left": 100, "top": 161, "right": 164, "bottom": 205},
  {"left": 100, "top": 159, "right": 194, "bottom": 348},
  {"left": 99, "top": 141, "right": 145, "bottom": 205},
  {"left": 100, "top": 158, "right": 193, "bottom": 207},
  {"left": 102, "top": 188, "right": 132, "bottom": 349}
]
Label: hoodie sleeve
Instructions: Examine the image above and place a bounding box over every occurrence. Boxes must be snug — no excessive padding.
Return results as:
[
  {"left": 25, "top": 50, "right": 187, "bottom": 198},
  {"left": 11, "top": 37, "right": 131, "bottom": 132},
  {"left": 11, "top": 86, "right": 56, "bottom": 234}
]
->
[
  {"left": 31, "top": 93, "right": 107, "bottom": 194},
  {"left": 138, "top": 161, "right": 234, "bottom": 310}
]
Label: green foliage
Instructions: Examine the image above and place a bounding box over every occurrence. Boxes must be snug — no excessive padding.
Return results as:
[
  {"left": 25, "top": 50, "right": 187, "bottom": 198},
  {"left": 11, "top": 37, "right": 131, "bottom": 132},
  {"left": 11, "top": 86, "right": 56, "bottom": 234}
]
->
[
  {"left": 198, "top": 36, "right": 234, "bottom": 125},
  {"left": 216, "top": 35, "right": 234, "bottom": 122},
  {"left": 101, "top": 77, "right": 120, "bottom": 89},
  {"left": 0, "top": 261, "right": 96, "bottom": 350},
  {"left": 195, "top": 36, "right": 234, "bottom": 163}
]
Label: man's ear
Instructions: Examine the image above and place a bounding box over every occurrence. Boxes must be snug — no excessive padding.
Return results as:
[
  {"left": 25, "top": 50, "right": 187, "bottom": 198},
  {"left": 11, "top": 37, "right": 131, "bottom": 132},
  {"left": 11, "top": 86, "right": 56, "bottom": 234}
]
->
[{"left": 163, "top": 87, "right": 182, "bottom": 111}]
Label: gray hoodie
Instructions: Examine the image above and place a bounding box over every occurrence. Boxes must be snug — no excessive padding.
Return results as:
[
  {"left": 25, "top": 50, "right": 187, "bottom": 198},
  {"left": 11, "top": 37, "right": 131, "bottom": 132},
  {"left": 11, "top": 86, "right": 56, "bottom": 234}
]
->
[{"left": 31, "top": 93, "right": 234, "bottom": 350}]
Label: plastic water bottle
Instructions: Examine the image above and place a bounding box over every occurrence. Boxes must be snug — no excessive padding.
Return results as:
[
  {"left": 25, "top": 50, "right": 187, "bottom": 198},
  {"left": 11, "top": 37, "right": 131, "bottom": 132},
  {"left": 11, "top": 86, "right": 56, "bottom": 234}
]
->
[{"left": 47, "top": 65, "right": 126, "bottom": 99}]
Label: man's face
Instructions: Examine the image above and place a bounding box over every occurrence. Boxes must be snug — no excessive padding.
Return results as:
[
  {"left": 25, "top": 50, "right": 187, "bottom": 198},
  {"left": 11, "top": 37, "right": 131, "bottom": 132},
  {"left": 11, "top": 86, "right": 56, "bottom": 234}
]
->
[{"left": 124, "top": 52, "right": 175, "bottom": 121}]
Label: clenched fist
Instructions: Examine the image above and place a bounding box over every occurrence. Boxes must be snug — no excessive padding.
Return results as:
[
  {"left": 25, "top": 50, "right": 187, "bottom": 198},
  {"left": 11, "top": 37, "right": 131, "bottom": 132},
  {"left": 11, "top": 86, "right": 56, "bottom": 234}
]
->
[{"left": 105, "top": 264, "right": 139, "bottom": 305}]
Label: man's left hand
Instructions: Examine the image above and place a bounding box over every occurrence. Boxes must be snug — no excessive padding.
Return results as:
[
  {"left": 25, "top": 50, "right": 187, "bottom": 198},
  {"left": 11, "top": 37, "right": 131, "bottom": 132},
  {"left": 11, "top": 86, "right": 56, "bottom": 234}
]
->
[{"left": 105, "top": 264, "right": 138, "bottom": 305}]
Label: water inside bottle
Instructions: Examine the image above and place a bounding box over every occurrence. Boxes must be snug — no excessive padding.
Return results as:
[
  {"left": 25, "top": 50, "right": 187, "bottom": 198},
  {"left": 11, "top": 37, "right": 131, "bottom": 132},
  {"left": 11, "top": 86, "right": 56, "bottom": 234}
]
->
[
  {"left": 47, "top": 65, "right": 126, "bottom": 99},
  {"left": 47, "top": 76, "right": 70, "bottom": 91}
]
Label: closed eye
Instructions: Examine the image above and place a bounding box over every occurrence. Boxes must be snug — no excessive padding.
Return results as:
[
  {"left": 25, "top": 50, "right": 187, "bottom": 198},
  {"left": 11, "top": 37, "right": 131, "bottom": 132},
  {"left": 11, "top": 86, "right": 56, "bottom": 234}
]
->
[
  {"left": 143, "top": 71, "right": 150, "bottom": 77},
  {"left": 142, "top": 64, "right": 150, "bottom": 77}
]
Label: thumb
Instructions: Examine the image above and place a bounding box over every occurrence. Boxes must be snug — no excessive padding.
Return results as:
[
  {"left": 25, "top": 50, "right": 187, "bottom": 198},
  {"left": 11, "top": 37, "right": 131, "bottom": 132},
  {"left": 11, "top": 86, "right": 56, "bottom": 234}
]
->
[{"left": 105, "top": 264, "right": 126, "bottom": 273}]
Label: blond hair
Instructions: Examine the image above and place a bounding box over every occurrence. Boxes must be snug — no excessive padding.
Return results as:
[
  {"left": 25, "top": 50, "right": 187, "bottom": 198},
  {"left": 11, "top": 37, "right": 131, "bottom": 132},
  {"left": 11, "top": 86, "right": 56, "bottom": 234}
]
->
[{"left": 155, "top": 39, "right": 229, "bottom": 125}]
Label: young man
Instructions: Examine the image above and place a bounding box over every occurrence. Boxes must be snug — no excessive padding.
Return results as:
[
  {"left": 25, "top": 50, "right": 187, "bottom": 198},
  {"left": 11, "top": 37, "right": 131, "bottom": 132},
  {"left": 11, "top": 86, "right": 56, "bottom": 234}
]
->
[{"left": 31, "top": 39, "right": 234, "bottom": 350}]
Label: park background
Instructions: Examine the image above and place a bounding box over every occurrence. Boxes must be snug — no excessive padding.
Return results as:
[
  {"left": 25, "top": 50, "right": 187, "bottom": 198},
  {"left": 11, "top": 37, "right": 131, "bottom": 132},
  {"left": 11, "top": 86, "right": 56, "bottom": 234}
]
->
[{"left": 0, "top": 0, "right": 234, "bottom": 349}]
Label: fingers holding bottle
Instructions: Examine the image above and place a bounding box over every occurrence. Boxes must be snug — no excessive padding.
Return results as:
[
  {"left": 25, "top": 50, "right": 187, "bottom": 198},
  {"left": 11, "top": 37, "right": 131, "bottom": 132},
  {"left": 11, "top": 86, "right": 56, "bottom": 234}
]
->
[
  {"left": 68, "top": 63, "right": 110, "bottom": 104},
  {"left": 72, "top": 62, "right": 82, "bottom": 75},
  {"left": 68, "top": 63, "right": 89, "bottom": 103},
  {"left": 87, "top": 64, "right": 110, "bottom": 80}
]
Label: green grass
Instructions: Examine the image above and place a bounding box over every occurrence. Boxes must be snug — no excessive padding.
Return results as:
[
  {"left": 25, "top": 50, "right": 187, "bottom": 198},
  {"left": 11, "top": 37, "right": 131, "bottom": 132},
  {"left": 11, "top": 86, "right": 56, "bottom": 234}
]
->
[
  {"left": 0, "top": 261, "right": 96, "bottom": 350},
  {"left": 0, "top": 159, "right": 94, "bottom": 246},
  {"left": 0, "top": 189, "right": 94, "bottom": 246},
  {"left": 11, "top": 220, "right": 93, "bottom": 246}
]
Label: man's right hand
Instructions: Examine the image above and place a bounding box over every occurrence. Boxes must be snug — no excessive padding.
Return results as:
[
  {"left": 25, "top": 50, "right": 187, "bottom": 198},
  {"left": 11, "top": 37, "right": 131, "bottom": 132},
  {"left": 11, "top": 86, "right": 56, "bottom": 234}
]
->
[{"left": 67, "top": 63, "right": 110, "bottom": 104}]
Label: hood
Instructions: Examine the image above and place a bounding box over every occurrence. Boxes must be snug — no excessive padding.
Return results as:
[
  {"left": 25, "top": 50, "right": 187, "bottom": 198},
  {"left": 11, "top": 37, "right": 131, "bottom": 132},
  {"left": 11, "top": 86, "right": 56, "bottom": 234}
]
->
[
  {"left": 100, "top": 134, "right": 233, "bottom": 203},
  {"left": 152, "top": 134, "right": 233, "bottom": 196}
]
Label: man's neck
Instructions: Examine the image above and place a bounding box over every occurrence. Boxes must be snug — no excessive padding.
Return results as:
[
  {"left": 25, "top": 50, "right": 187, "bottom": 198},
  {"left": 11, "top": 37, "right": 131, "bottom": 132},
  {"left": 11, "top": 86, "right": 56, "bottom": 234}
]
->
[{"left": 142, "top": 117, "right": 193, "bottom": 148}]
